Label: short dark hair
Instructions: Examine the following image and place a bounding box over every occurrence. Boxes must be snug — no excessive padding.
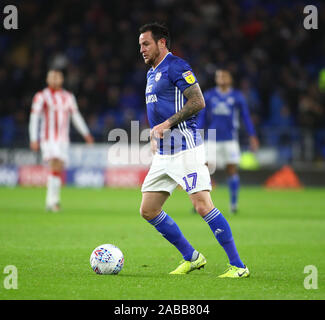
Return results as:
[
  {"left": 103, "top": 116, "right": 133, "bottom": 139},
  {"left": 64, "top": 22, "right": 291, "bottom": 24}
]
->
[
  {"left": 48, "top": 68, "right": 65, "bottom": 74},
  {"left": 139, "top": 22, "right": 171, "bottom": 50},
  {"left": 47, "top": 68, "right": 66, "bottom": 77},
  {"left": 216, "top": 68, "right": 233, "bottom": 78},
  {"left": 216, "top": 68, "right": 230, "bottom": 74}
]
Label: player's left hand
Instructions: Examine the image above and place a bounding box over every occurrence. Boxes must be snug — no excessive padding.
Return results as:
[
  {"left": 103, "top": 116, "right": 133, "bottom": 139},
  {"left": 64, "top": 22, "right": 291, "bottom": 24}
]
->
[
  {"left": 249, "top": 136, "right": 259, "bottom": 152},
  {"left": 85, "top": 134, "right": 94, "bottom": 144},
  {"left": 30, "top": 141, "right": 40, "bottom": 152},
  {"left": 150, "top": 120, "right": 171, "bottom": 139}
]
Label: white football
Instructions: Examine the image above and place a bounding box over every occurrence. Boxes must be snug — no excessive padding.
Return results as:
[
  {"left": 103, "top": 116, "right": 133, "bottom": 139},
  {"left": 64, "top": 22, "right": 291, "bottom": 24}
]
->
[{"left": 90, "top": 244, "right": 124, "bottom": 275}]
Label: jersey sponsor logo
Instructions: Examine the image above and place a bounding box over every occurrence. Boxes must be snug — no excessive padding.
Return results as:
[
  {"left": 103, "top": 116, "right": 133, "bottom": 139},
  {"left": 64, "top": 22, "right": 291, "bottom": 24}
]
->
[
  {"left": 155, "top": 72, "right": 162, "bottom": 82},
  {"left": 182, "top": 71, "right": 196, "bottom": 84},
  {"left": 146, "top": 94, "right": 158, "bottom": 104},
  {"left": 146, "top": 85, "right": 153, "bottom": 93},
  {"left": 213, "top": 102, "right": 231, "bottom": 115}
]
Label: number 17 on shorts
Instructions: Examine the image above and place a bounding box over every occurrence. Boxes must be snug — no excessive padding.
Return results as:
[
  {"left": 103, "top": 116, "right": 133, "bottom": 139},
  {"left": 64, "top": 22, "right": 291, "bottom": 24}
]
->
[{"left": 182, "top": 172, "right": 197, "bottom": 193}]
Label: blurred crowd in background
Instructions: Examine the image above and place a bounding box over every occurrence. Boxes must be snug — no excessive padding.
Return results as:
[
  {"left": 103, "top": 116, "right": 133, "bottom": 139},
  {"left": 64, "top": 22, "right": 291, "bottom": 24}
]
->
[{"left": 0, "top": 0, "right": 324, "bottom": 163}]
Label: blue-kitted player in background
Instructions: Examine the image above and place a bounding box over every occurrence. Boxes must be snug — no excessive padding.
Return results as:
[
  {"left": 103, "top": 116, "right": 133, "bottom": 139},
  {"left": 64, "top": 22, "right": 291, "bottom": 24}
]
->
[{"left": 197, "top": 69, "right": 259, "bottom": 213}]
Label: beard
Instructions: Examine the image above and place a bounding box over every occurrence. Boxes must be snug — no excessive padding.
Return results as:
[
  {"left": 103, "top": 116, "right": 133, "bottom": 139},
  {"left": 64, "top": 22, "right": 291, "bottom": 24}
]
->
[{"left": 145, "top": 48, "right": 160, "bottom": 67}]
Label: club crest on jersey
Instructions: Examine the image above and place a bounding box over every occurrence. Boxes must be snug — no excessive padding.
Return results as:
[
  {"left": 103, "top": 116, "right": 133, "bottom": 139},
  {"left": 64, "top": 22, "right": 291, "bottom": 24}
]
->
[
  {"left": 227, "top": 97, "right": 235, "bottom": 105},
  {"left": 155, "top": 72, "right": 162, "bottom": 82},
  {"left": 182, "top": 71, "right": 196, "bottom": 84}
]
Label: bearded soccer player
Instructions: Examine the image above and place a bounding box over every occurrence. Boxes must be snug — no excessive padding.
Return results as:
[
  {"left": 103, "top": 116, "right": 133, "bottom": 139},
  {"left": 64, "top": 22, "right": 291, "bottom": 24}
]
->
[
  {"left": 139, "top": 22, "right": 250, "bottom": 278},
  {"left": 197, "top": 69, "right": 259, "bottom": 213},
  {"left": 29, "top": 69, "right": 94, "bottom": 212}
]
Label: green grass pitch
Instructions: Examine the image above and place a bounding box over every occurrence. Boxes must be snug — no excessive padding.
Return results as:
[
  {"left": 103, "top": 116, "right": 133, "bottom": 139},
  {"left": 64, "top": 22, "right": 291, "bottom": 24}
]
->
[{"left": 0, "top": 186, "right": 324, "bottom": 300}]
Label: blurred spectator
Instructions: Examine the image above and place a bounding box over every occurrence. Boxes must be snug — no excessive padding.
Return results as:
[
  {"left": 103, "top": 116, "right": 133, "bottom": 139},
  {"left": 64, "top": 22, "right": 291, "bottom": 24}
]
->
[
  {"left": 239, "top": 77, "right": 262, "bottom": 127},
  {"left": 298, "top": 84, "right": 325, "bottom": 130},
  {"left": 267, "top": 89, "right": 295, "bottom": 128}
]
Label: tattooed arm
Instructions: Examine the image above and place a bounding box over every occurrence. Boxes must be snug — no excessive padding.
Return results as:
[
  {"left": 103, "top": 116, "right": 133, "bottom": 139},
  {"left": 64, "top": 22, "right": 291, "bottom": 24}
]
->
[
  {"left": 167, "top": 83, "right": 205, "bottom": 127},
  {"left": 151, "top": 83, "right": 205, "bottom": 139}
]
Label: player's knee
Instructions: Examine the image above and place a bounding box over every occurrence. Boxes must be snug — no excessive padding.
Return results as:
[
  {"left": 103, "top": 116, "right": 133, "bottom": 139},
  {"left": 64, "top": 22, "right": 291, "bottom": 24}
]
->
[
  {"left": 193, "top": 199, "right": 214, "bottom": 217},
  {"left": 139, "top": 206, "right": 147, "bottom": 219},
  {"left": 226, "top": 164, "right": 237, "bottom": 176},
  {"left": 194, "top": 204, "right": 210, "bottom": 216},
  {"left": 139, "top": 205, "right": 160, "bottom": 221},
  {"left": 50, "top": 158, "right": 64, "bottom": 172}
]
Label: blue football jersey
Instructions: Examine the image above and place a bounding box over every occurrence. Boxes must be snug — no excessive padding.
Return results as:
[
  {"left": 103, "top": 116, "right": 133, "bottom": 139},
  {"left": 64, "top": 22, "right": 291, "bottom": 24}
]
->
[
  {"left": 145, "top": 52, "right": 202, "bottom": 154},
  {"left": 197, "top": 88, "right": 256, "bottom": 141}
]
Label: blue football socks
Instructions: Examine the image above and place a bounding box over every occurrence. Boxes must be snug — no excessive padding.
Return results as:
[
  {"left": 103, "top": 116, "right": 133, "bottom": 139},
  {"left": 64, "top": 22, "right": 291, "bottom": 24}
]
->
[
  {"left": 148, "top": 211, "right": 196, "bottom": 261},
  {"left": 203, "top": 208, "right": 245, "bottom": 268},
  {"left": 228, "top": 174, "right": 240, "bottom": 208}
]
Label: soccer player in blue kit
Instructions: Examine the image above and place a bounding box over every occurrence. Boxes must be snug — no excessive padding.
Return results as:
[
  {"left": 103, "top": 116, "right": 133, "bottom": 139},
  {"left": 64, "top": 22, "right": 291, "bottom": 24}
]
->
[
  {"left": 139, "top": 23, "right": 249, "bottom": 278},
  {"left": 197, "top": 70, "right": 259, "bottom": 213}
]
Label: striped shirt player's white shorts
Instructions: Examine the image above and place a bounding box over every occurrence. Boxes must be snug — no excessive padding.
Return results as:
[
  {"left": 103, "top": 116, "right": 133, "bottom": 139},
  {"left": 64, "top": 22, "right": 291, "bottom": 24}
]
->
[
  {"left": 41, "top": 141, "right": 69, "bottom": 163},
  {"left": 204, "top": 139, "right": 241, "bottom": 168},
  {"left": 141, "top": 144, "right": 212, "bottom": 195}
]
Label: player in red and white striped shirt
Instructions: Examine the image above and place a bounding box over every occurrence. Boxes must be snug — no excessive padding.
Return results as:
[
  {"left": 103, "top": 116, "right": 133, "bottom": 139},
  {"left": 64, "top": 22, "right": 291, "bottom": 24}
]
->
[{"left": 29, "top": 69, "right": 94, "bottom": 212}]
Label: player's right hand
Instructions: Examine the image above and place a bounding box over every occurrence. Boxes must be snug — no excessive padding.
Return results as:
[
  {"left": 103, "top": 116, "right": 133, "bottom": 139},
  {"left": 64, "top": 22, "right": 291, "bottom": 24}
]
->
[
  {"left": 150, "top": 120, "right": 171, "bottom": 139},
  {"left": 30, "top": 141, "right": 39, "bottom": 152},
  {"left": 85, "top": 134, "right": 94, "bottom": 144},
  {"left": 150, "top": 137, "right": 158, "bottom": 155},
  {"left": 249, "top": 136, "right": 259, "bottom": 152}
]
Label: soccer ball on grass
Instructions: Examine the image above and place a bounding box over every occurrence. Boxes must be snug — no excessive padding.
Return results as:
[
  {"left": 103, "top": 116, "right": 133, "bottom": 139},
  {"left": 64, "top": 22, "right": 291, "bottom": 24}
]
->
[{"left": 90, "top": 244, "right": 124, "bottom": 275}]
